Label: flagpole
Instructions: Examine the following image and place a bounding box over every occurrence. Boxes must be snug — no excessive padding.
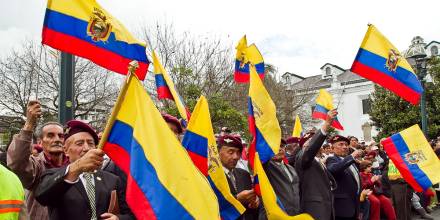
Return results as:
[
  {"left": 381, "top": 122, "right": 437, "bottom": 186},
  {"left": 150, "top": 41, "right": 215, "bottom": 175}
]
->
[{"left": 97, "top": 61, "right": 139, "bottom": 149}]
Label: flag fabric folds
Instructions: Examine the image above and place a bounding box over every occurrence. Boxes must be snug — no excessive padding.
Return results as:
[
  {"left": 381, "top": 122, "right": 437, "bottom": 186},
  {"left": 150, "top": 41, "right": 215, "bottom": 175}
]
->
[
  {"left": 235, "top": 35, "right": 265, "bottom": 83},
  {"left": 351, "top": 24, "right": 423, "bottom": 105},
  {"left": 101, "top": 74, "right": 220, "bottom": 219},
  {"left": 312, "top": 89, "right": 344, "bottom": 130},
  {"left": 42, "top": 0, "right": 149, "bottom": 80},
  {"left": 152, "top": 51, "right": 191, "bottom": 124},
  {"left": 381, "top": 124, "right": 440, "bottom": 192},
  {"left": 291, "top": 115, "right": 303, "bottom": 138},
  {"left": 248, "top": 66, "right": 281, "bottom": 169},
  {"left": 182, "top": 96, "right": 246, "bottom": 220},
  {"left": 254, "top": 153, "right": 313, "bottom": 220}
]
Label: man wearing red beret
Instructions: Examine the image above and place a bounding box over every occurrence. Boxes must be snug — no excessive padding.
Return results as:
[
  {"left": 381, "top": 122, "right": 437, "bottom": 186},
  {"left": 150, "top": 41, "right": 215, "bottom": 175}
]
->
[
  {"left": 35, "top": 120, "right": 134, "bottom": 220},
  {"left": 218, "top": 134, "right": 259, "bottom": 220}
]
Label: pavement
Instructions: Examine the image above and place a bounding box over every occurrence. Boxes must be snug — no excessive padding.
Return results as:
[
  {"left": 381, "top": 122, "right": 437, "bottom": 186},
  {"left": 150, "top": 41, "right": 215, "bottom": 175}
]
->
[{"left": 412, "top": 206, "right": 440, "bottom": 220}]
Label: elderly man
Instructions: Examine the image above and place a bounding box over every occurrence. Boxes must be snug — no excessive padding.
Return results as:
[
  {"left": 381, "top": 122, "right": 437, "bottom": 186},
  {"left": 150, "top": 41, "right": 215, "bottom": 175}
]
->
[
  {"left": 218, "top": 134, "right": 259, "bottom": 220},
  {"left": 7, "top": 100, "right": 68, "bottom": 219},
  {"left": 35, "top": 120, "right": 134, "bottom": 220},
  {"left": 326, "top": 135, "right": 363, "bottom": 220},
  {"left": 295, "top": 110, "right": 337, "bottom": 220}
]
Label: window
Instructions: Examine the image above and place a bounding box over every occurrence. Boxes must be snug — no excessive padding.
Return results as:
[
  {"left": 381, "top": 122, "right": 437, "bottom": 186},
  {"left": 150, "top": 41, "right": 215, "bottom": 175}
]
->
[
  {"left": 326, "top": 67, "right": 331, "bottom": 76},
  {"left": 362, "top": 99, "right": 371, "bottom": 115},
  {"left": 431, "top": 46, "right": 438, "bottom": 56},
  {"left": 285, "top": 75, "right": 290, "bottom": 84}
]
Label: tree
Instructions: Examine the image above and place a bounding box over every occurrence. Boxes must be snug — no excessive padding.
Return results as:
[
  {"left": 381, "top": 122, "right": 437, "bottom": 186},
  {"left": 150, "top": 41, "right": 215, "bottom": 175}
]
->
[
  {"left": 369, "top": 57, "right": 440, "bottom": 140},
  {"left": 0, "top": 41, "right": 120, "bottom": 132}
]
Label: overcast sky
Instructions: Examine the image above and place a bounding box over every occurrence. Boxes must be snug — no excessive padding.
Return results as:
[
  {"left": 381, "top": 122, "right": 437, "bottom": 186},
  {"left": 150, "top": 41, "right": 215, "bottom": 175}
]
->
[{"left": 1, "top": 0, "right": 438, "bottom": 77}]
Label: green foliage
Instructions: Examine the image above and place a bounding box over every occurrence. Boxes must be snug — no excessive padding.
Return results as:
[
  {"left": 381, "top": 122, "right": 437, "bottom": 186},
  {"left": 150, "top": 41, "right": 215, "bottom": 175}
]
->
[{"left": 370, "top": 57, "right": 440, "bottom": 140}]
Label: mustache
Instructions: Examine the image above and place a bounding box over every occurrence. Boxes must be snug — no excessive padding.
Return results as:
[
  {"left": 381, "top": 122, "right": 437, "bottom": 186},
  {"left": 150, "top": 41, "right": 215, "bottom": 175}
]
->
[{"left": 51, "top": 143, "right": 63, "bottom": 148}]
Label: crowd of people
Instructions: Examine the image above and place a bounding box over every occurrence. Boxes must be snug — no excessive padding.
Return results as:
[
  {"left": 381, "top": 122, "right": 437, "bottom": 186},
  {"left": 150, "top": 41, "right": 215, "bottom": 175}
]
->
[{"left": 1, "top": 101, "right": 440, "bottom": 220}]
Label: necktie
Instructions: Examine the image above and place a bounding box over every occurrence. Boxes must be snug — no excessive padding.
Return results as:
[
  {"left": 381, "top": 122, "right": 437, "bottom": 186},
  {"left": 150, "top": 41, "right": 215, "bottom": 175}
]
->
[
  {"left": 228, "top": 170, "right": 237, "bottom": 192},
  {"left": 84, "top": 173, "right": 97, "bottom": 220}
]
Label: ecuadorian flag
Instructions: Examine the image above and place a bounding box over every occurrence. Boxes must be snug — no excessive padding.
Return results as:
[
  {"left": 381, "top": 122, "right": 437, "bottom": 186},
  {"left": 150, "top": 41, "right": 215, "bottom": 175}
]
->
[
  {"left": 351, "top": 24, "right": 423, "bottom": 105},
  {"left": 248, "top": 66, "right": 281, "bottom": 168},
  {"left": 182, "top": 96, "right": 245, "bottom": 220},
  {"left": 42, "top": 0, "right": 149, "bottom": 80},
  {"left": 101, "top": 74, "right": 220, "bottom": 219},
  {"left": 312, "top": 89, "right": 344, "bottom": 130},
  {"left": 381, "top": 125, "right": 440, "bottom": 192},
  {"left": 254, "top": 153, "right": 313, "bottom": 220},
  {"left": 152, "top": 51, "right": 191, "bottom": 125},
  {"left": 235, "top": 35, "right": 265, "bottom": 83}
]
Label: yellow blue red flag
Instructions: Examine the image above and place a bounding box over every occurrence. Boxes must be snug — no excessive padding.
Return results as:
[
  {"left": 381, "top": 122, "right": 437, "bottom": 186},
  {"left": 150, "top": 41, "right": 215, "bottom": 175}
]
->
[
  {"left": 254, "top": 153, "right": 314, "bottom": 220},
  {"left": 248, "top": 66, "right": 281, "bottom": 168},
  {"left": 101, "top": 73, "right": 220, "bottom": 219},
  {"left": 182, "top": 96, "right": 245, "bottom": 220},
  {"left": 42, "top": 0, "right": 149, "bottom": 80},
  {"left": 292, "top": 115, "right": 303, "bottom": 138},
  {"left": 152, "top": 51, "right": 191, "bottom": 125},
  {"left": 235, "top": 35, "right": 265, "bottom": 83},
  {"left": 381, "top": 124, "right": 440, "bottom": 192},
  {"left": 312, "top": 89, "right": 343, "bottom": 130},
  {"left": 351, "top": 24, "right": 423, "bottom": 105}
]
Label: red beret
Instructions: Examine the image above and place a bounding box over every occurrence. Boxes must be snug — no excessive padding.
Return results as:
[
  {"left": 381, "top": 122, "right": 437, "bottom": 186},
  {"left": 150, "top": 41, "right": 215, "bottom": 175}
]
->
[
  {"left": 162, "top": 113, "right": 183, "bottom": 134},
  {"left": 217, "top": 134, "right": 243, "bottom": 150},
  {"left": 300, "top": 131, "right": 316, "bottom": 147},
  {"left": 286, "top": 137, "right": 300, "bottom": 144},
  {"left": 64, "top": 120, "right": 99, "bottom": 144},
  {"left": 329, "top": 135, "right": 350, "bottom": 145}
]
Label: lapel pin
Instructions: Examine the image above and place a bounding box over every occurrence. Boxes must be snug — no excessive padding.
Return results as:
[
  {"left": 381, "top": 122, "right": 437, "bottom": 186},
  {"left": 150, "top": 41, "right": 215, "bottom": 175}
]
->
[{"left": 97, "top": 177, "right": 102, "bottom": 181}]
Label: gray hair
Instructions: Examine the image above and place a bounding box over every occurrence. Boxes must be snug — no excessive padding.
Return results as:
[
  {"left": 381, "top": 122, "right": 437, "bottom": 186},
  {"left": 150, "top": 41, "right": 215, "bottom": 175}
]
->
[{"left": 35, "top": 122, "right": 63, "bottom": 139}]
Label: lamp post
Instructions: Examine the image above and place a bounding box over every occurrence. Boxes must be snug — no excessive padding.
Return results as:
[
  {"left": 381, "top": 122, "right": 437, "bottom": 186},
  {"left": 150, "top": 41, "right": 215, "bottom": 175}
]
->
[{"left": 405, "top": 36, "right": 428, "bottom": 135}]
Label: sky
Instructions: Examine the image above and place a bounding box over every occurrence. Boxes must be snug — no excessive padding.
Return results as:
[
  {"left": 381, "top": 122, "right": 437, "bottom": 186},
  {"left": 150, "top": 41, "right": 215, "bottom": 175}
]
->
[{"left": 0, "top": 0, "right": 439, "bottom": 77}]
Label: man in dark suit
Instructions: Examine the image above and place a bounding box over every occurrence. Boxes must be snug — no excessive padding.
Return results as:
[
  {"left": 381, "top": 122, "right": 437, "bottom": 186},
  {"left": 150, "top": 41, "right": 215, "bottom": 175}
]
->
[
  {"left": 35, "top": 120, "right": 134, "bottom": 220},
  {"left": 295, "top": 110, "right": 337, "bottom": 220},
  {"left": 259, "top": 144, "right": 300, "bottom": 219},
  {"left": 218, "top": 134, "right": 259, "bottom": 220},
  {"left": 326, "top": 135, "right": 363, "bottom": 220}
]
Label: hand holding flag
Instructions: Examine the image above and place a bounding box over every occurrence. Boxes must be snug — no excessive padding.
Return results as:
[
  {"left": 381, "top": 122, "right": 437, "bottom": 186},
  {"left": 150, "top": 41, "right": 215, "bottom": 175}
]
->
[{"left": 312, "top": 89, "right": 344, "bottom": 130}]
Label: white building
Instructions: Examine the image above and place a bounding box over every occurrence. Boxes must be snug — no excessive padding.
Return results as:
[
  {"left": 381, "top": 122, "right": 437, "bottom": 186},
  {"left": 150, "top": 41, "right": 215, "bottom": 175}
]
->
[{"left": 282, "top": 37, "right": 439, "bottom": 141}]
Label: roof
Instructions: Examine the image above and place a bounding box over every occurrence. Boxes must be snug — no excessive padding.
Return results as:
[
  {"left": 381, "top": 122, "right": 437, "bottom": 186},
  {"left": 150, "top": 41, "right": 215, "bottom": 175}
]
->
[
  {"left": 289, "top": 70, "right": 369, "bottom": 92},
  {"left": 425, "top": 41, "right": 440, "bottom": 48},
  {"left": 282, "top": 72, "right": 306, "bottom": 80},
  {"left": 320, "top": 63, "right": 346, "bottom": 72}
]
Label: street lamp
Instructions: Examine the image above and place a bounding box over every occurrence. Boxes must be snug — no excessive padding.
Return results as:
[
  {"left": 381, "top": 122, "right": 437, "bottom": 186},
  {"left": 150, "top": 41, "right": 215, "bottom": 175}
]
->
[{"left": 405, "top": 36, "right": 428, "bottom": 135}]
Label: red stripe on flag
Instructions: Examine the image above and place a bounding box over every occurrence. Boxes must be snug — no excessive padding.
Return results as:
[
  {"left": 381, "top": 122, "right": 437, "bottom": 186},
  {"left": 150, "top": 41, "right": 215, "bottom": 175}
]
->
[
  {"left": 157, "top": 86, "right": 173, "bottom": 100},
  {"left": 42, "top": 27, "right": 148, "bottom": 80},
  {"left": 234, "top": 71, "right": 264, "bottom": 83},
  {"left": 351, "top": 61, "right": 421, "bottom": 105},
  {"left": 187, "top": 151, "right": 208, "bottom": 176}
]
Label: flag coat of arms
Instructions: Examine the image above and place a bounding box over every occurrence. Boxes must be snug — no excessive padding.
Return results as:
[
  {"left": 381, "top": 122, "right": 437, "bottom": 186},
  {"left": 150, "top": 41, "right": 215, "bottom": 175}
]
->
[
  {"left": 42, "top": 0, "right": 149, "bottom": 79},
  {"left": 381, "top": 124, "right": 440, "bottom": 192},
  {"left": 351, "top": 24, "right": 423, "bottom": 105}
]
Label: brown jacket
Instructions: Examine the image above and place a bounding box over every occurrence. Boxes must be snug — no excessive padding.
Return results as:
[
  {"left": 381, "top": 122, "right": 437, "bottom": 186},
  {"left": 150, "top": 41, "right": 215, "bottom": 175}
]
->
[{"left": 7, "top": 130, "right": 50, "bottom": 220}]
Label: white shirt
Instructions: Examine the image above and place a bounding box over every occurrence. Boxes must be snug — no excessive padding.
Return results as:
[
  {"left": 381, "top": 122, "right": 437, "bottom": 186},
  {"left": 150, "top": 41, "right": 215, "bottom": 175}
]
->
[{"left": 64, "top": 164, "right": 95, "bottom": 187}]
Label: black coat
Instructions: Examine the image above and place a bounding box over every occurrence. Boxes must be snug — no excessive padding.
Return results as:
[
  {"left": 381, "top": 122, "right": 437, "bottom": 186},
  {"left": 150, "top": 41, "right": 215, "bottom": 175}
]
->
[
  {"left": 326, "top": 155, "right": 361, "bottom": 218},
  {"left": 35, "top": 166, "right": 134, "bottom": 220},
  {"left": 258, "top": 160, "right": 300, "bottom": 220},
  {"left": 295, "top": 130, "right": 336, "bottom": 220},
  {"left": 226, "top": 168, "right": 259, "bottom": 220}
]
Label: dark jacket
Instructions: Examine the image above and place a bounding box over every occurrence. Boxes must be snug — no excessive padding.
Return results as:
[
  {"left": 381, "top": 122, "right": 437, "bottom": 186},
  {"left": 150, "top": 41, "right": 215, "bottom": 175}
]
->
[
  {"left": 326, "top": 155, "right": 360, "bottom": 218},
  {"left": 226, "top": 168, "right": 258, "bottom": 220},
  {"left": 295, "top": 130, "right": 335, "bottom": 220},
  {"left": 258, "top": 160, "right": 300, "bottom": 219},
  {"left": 35, "top": 166, "right": 134, "bottom": 220}
]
